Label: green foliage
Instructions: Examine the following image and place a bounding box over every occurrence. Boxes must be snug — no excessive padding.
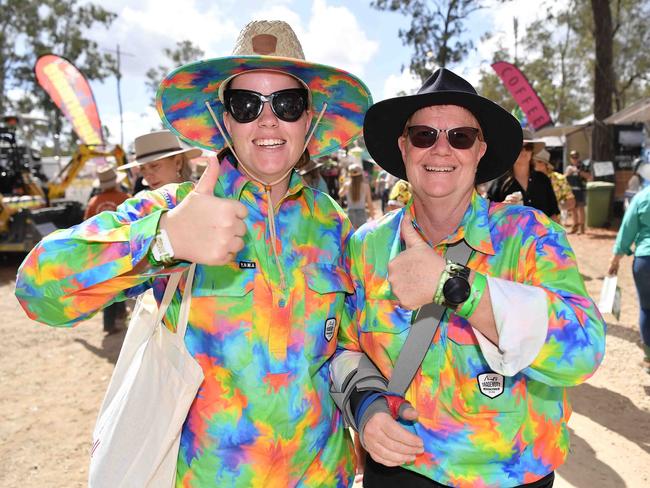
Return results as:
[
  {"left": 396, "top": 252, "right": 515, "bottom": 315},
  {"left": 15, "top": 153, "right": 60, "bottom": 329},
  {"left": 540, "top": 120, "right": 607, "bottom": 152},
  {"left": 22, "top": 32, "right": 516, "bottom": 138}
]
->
[
  {"left": 145, "top": 40, "right": 205, "bottom": 107},
  {"left": 371, "top": 0, "right": 485, "bottom": 81},
  {"left": 477, "top": 0, "right": 650, "bottom": 126},
  {"left": 0, "top": 0, "right": 116, "bottom": 152},
  {"left": 0, "top": 0, "right": 40, "bottom": 115}
]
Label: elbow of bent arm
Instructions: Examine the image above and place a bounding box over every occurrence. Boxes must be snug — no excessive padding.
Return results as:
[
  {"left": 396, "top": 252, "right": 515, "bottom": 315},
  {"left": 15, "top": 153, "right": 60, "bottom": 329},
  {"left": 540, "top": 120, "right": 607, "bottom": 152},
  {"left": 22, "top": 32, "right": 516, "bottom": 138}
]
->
[{"left": 527, "top": 312, "right": 606, "bottom": 387}]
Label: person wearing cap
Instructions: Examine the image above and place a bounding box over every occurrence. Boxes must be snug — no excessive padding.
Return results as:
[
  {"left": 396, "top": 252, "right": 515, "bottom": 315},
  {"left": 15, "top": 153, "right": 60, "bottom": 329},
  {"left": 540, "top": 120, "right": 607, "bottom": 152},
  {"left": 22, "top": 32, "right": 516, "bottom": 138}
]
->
[
  {"left": 15, "top": 20, "right": 372, "bottom": 486},
  {"left": 564, "top": 150, "right": 590, "bottom": 234},
  {"left": 83, "top": 165, "right": 132, "bottom": 334},
  {"left": 330, "top": 68, "right": 605, "bottom": 487},
  {"left": 533, "top": 149, "right": 575, "bottom": 224},
  {"left": 119, "top": 130, "right": 202, "bottom": 190},
  {"left": 487, "top": 129, "right": 560, "bottom": 221}
]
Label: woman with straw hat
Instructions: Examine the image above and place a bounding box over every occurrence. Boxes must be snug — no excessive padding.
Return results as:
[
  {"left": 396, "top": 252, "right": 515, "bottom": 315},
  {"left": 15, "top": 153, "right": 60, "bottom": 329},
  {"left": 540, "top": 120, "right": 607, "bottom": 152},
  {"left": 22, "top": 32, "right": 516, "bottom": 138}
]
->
[{"left": 15, "top": 19, "right": 372, "bottom": 487}]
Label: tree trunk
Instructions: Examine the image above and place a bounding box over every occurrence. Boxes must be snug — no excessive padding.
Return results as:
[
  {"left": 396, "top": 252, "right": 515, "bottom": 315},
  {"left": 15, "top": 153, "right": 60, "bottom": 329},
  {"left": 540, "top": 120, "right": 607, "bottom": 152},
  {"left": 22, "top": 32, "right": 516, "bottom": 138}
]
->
[{"left": 590, "top": 0, "right": 615, "bottom": 162}]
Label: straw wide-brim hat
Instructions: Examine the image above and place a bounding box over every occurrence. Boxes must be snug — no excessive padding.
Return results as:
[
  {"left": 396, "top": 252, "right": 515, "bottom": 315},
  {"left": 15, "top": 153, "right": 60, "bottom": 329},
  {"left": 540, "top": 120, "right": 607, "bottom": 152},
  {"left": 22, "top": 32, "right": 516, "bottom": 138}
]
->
[
  {"left": 156, "top": 20, "right": 373, "bottom": 159},
  {"left": 522, "top": 128, "right": 545, "bottom": 154},
  {"left": 119, "top": 130, "right": 202, "bottom": 170},
  {"left": 94, "top": 165, "right": 126, "bottom": 191},
  {"left": 363, "top": 68, "right": 522, "bottom": 184}
]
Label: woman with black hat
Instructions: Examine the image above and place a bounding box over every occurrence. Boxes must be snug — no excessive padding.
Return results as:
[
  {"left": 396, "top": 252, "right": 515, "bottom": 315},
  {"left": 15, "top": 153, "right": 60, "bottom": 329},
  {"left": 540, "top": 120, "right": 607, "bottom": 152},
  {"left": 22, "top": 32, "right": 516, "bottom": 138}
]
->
[{"left": 331, "top": 68, "right": 605, "bottom": 488}]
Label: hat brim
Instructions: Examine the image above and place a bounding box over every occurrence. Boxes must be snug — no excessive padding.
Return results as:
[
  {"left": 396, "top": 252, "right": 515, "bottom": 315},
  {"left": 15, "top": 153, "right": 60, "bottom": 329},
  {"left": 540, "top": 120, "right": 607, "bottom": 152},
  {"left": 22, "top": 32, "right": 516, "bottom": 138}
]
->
[
  {"left": 363, "top": 91, "right": 522, "bottom": 184},
  {"left": 156, "top": 56, "right": 372, "bottom": 159},
  {"left": 297, "top": 161, "right": 324, "bottom": 175},
  {"left": 524, "top": 140, "right": 545, "bottom": 154},
  {"left": 119, "top": 147, "right": 202, "bottom": 170}
]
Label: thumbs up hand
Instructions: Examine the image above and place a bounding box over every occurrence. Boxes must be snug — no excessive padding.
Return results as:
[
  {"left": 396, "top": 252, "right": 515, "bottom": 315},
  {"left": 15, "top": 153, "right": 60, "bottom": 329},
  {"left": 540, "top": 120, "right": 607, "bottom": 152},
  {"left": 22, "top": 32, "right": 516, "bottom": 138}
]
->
[
  {"left": 161, "top": 159, "right": 248, "bottom": 265},
  {"left": 387, "top": 217, "right": 445, "bottom": 310}
]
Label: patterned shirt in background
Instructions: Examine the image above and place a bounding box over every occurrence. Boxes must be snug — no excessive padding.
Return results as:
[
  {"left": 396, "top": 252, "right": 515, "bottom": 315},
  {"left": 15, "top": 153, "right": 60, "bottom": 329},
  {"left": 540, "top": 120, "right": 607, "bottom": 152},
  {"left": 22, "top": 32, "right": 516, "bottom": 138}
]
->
[
  {"left": 548, "top": 171, "right": 574, "bottom": 204},
  {"left": 338, "top": 191, "right": 606, "bottom": 487},
  {"left": 15, "top": 159, "right": 356, "bottom": 488},
  {"left": 388, "top": 179, "right": 412, "bottom": 206}
]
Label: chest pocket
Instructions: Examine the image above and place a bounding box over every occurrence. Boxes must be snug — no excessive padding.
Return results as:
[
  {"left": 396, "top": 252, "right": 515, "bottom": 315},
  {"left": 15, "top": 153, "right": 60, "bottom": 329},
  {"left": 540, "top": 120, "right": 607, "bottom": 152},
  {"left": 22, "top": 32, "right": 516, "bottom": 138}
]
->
[
  {"left": 303, "top": 263, "right": 353, "bottom": 368},
  {"left": 445, "top": 317, "right": 525, "bottom": 415},
  {"left": 359, "top": 279, "right": 411, "bottom": 367},
  {"left": 188, "top": 263, "right": 256, "bottom": 372}
]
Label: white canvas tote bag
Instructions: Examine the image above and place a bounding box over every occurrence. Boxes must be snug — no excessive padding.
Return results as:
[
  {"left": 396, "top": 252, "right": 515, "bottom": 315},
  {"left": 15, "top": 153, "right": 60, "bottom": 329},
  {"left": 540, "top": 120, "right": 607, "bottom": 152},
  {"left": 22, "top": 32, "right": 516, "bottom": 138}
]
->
[{"left": 89, "top": 263, "right": 203, "bottom": 488}]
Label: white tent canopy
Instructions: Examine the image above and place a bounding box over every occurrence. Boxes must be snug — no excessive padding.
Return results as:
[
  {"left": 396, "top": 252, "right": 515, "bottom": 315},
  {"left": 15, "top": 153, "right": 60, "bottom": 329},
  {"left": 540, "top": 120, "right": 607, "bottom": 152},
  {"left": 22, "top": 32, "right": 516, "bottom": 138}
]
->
[{"left": 604, "top": 98, "right": 650, "bottom": 125}]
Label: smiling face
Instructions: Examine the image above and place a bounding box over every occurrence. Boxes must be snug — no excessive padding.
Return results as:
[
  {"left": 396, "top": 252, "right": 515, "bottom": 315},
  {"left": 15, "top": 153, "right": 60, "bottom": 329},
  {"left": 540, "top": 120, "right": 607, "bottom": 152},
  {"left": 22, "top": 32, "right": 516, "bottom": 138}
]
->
[
  {"left": 223, "top": 70, "right": 313, "bottom": 184},
  {"left": 398, "top": 104, "right": 487, "bottom": 203}
]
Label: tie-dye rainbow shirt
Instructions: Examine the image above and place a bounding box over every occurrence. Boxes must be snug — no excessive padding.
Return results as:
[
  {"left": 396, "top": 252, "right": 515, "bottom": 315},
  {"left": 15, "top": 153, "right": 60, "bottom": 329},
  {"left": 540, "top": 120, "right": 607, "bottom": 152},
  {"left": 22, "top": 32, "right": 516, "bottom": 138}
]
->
[
  {"left": 16, "top": 158, "right": 356, "bottom": 487},
  {"left": 338, "top": 191, "right": 606, "bottom": 487}
]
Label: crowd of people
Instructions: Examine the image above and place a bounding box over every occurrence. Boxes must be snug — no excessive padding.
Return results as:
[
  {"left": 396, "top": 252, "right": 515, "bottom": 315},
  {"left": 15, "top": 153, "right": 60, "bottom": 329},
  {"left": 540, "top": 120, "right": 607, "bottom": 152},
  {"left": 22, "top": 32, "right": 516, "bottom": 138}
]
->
[{"left": 17, "top": 17, "right": 649, "bottom": 488}]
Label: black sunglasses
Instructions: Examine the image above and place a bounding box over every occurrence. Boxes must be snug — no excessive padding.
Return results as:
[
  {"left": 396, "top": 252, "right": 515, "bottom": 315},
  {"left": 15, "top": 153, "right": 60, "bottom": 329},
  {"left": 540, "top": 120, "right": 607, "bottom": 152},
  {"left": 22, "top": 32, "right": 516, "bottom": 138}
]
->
[
  {"left": 223, "top": 88, "right": 309, "bottom": 123},
  {"left": 406, "top": 125, "right": 480, "bottom": 150}
]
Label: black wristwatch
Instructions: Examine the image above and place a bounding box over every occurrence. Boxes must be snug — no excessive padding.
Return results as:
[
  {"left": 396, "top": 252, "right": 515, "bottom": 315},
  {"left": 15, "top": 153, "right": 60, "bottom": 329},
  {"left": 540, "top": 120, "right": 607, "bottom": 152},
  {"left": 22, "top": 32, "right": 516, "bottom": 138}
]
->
[{"left": 442, "top": 262, "right": 471, "bottom": 309}]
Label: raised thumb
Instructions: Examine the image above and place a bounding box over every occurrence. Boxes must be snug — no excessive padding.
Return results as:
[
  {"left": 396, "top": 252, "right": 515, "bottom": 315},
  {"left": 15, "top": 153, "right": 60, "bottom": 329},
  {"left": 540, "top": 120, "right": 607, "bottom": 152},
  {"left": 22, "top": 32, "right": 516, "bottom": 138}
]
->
[
  {"left": 194, "top": 157, "right": 220, "bottom": 195},
  {"left": 401, "top": 216, "right": 427, "bottom": 249}
]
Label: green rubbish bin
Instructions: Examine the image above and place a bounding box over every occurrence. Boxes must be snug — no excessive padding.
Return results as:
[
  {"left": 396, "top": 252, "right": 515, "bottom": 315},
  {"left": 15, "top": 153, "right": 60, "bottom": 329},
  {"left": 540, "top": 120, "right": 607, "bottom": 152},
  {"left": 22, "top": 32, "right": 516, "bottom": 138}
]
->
[{"left": 585, "top": 181, "right": 615, "bottom": 228}]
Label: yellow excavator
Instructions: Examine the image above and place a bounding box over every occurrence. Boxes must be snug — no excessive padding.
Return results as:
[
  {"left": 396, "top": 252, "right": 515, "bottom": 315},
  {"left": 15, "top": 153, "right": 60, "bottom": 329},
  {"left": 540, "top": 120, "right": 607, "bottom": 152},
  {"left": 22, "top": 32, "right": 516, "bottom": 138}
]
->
[{"left": 0, "top": 125, "right": 127, "bottom": 252}]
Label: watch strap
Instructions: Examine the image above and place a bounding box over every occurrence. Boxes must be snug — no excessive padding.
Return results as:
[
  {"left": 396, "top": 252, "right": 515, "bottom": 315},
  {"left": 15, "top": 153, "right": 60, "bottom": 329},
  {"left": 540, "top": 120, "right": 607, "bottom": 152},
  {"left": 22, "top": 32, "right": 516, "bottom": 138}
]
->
[
  {"left": 151, "top": 228, "right": 176, "bottom": 266},
  {"left": 456, "top": 271, "right": 487, "bottom": 319}
]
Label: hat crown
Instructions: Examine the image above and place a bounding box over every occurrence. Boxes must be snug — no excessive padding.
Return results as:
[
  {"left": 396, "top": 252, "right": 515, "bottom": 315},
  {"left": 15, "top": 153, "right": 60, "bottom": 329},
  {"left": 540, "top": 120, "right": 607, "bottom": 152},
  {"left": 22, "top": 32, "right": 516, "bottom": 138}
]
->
[
  {"left": 535, "top": 149, "right": 551, "bottom": 164},
  {"left": 232, "top": 20, "right": 305, "bottom": 60},
  {"left": 134, "top": 130, "right": 183, "bottom": 159},
  {"left": 417, "top": 68, "right": 478, "bottom": 97},
  {"left": 96, "top": 165, "right": 117, "bottom": 182}
]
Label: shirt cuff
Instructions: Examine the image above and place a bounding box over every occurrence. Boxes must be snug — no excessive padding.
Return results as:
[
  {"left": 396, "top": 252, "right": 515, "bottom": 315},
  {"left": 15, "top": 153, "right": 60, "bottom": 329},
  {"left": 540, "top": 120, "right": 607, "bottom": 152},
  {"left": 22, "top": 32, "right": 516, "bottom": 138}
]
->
[
  {"left": 129, "top": 209, "right": 166, "bottom": 271},
  {"left": 472, "top": 276, "right": 548, "bottom": 376}
]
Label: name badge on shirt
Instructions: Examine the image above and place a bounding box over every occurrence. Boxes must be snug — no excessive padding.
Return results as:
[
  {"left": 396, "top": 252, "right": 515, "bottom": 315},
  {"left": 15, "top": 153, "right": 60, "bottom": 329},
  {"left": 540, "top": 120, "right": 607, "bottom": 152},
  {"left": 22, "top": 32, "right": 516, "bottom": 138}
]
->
[
  {"left": 239, "top": 261, "right": 256, "bottom": 269},
  {"left": 477, "top": 372, "right": 505, "bottom": 398},
  {"left": 324, "top": 317, "right": 336, "bottom": 342}
]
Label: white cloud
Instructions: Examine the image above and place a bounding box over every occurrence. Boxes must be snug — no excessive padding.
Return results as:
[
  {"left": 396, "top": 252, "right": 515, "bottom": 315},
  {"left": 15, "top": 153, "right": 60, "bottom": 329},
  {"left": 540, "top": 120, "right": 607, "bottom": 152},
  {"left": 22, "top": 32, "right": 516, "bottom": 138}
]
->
[
  {"left": 382, "top": 70, "right": 421, "bottom": 100},
  {"left": 103, "top": 107, "right": 163, "bottom": 152},
  {"left": 302, "top": 0, "right": 378, "bottom": 76},
  {"left": 84, "top": 0, "right": 240, "bottom": 79},
  {"left": 476, "top": 0, "right": 567, "bottom": 64},
  {"left": 252, "top": 0, "right": 379, "bottom": 76}
]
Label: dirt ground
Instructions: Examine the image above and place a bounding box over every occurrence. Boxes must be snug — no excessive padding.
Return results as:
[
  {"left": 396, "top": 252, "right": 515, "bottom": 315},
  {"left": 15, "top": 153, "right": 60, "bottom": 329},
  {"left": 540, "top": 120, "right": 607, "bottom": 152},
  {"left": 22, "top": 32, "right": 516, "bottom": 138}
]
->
[{"left": 0, "top": 228, "right": 648, "bottom": 487}]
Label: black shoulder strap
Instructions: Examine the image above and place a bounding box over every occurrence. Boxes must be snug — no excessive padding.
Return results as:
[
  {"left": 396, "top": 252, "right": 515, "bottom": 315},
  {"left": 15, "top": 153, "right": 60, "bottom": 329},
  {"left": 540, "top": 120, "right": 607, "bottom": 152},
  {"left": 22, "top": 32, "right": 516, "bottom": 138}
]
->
[{"left": 387, "top": 240, "right": 473, "bottom": 395}]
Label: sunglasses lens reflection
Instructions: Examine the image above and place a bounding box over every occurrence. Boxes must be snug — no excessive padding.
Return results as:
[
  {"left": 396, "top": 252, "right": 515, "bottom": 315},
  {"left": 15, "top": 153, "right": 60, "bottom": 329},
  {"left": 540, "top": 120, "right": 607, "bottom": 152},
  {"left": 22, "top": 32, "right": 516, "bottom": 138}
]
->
[
  {"left": 225, "top": 89, "right": 308, "bottom": 123},
  {"left": 407, "top": 126, "right": 479, "bottom": 150}
]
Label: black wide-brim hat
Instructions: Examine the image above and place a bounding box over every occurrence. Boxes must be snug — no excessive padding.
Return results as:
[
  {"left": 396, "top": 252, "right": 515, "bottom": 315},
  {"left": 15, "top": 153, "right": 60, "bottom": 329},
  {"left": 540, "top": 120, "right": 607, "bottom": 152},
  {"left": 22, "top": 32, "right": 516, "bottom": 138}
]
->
[{"left": 364, "top": 68, "right": 522, "bottom": 184}]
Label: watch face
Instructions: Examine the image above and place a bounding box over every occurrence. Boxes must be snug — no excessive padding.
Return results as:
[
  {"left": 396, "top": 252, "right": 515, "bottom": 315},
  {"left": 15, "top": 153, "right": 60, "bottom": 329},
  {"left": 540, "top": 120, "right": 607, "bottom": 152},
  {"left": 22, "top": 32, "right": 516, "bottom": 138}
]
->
[{"left": 443, "top": 276, "right": 471, "bottom": 306}]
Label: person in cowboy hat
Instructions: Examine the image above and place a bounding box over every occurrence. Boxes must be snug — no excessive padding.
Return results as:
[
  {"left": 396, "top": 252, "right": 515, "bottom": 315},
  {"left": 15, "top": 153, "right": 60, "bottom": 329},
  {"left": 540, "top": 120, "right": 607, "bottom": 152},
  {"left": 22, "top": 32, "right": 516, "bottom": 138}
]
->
[
  {"left": 487, "top": 129, "right": 560, "bottom": 221},
  {"left": 119, "top": 129, "right": 202, "bottom": 191},
  {"left": 330, "top": 68, "right": 605, "bottom": 487},
  {"left": 15, "top": 19, "right": 372, "bottom": 487},
  {"left": 83, "top": 164, "right": 131, "bottom": 334}
]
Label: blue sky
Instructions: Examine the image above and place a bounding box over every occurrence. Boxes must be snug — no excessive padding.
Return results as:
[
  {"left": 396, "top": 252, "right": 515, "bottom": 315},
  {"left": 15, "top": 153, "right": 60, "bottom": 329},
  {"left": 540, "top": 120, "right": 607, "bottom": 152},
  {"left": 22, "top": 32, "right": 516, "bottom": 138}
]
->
[{"left": 76, "top": 0, "right": 547, "bottom": 149}]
